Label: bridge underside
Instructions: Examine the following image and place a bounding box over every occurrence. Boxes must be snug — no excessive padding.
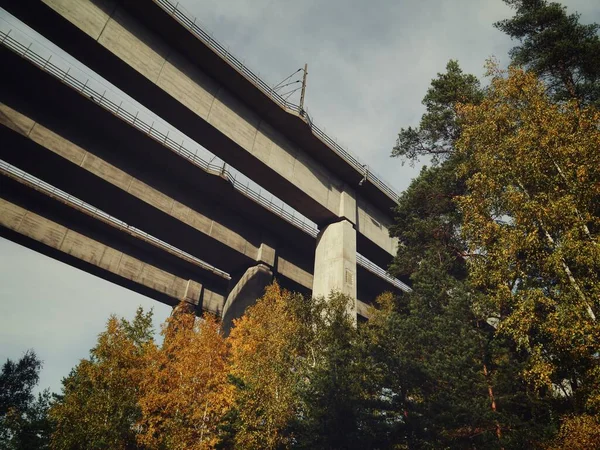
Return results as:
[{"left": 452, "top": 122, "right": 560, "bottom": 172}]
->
[{"left": 0, "top": 3, "right": 408, "bottom": 323}]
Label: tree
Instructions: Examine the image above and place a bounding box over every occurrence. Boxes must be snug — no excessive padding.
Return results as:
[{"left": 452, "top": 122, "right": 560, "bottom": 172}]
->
[
  {"left": 389, "top": 60, "right": 557, "bottom": 448},
  {"left": 456, "top": 64, "right": 600, "bottom": 434},
  {"left": 547, "top": 414, "right": 600, "bottom": 450},
  {"left": 225, "top": 282, "right": 308, "bottom": 449},
  {"left": 390, "top": 59, "right": 483, "bottom": 282},
  {"left": 496, "top": 0, "right": 600, "bottom": 106},
  {"left": 392, "top": 60, "right": 484, "bottom": 165},
  {"left": 50, "top": 308, "right": 155, "bottom": 450},
  {"left": 0, "top": 351, "right": 52, "bottom": 450},
  {"left": 137, "top": 309, "right": 232, "bottom": 450},
  {"left": 292, "top": 292, "right": 367, "bottom": 450}
]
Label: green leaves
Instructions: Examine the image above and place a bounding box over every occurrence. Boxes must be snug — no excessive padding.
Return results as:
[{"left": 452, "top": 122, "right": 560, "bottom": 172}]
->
[
  {"left": 456, "top": 64, "right": 600, "bottom": 424},
  {"left": 392, "top": 60, "right": 483, "bottom": 164},
  {"left": 496, "top": 0, "right": 600, "bottom": 106},
  {"left": 0, "top": 351, "right": 51, "bottom": 450}
]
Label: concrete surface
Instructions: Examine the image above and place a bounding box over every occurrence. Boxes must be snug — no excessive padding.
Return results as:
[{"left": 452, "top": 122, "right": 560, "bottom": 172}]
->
[
  {"left": 221, "top": 263, "right": 273, "bottom": 334},
  {"left": 0, "top": 196, "right": 223, "bottom": 312},
  {"left": 5, "top": 0, "right": 399, "bottom": 266},
  {"left": 312, "top": 219, "right": 357, "bottom": 319}
]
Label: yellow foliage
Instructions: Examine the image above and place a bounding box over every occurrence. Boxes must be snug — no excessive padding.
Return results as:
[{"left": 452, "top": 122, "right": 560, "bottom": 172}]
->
[
  {"left": 137, "top": 307, "right": 232, "bottom": 450},
  {"left": 50, "top": 312, "right": 155, "bottom": 450},
  {"left": 546, "top": 414, "right": 600, "bottom": 450},
  {"left": 227, "top": 282, "right": 306, "bottom": 449},
  {"left": 456, "top": 62, "right": 600, "bottom": 405}
]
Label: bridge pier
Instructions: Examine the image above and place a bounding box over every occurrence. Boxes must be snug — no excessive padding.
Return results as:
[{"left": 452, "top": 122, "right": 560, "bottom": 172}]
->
[
  {"left": 312, "top": 218, "right": 357, "bottom": 320},
  {"left": 312, "top": 186, "right": 358, "bottom": 319},
  {"left": 222, "top": 263, "right": 274, "bottom": 335},
  {"left": 171, "top": 279, "right": 203, "bottom": 316}
]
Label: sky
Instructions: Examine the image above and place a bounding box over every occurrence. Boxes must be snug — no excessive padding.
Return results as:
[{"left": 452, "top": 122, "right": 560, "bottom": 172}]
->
[{"left": 1, "top": 0, "right": 598, "bottom": 395}]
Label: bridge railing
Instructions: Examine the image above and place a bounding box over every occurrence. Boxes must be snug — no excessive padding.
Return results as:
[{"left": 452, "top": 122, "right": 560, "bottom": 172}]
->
[
  {"left": 154, "top": 0, "right": 402, "bottom": 204},
  {"left": 0, "top": 29, "right": 409, "bottom": 293},
  {"left": 0, "top": 29, "right": 318, "bottom": 237},
  {"left": 356, "top": 254, "right": 410, "bottom": 293},
  {"left": 0, "top": 160, "right": 231, "bottom": 279}
]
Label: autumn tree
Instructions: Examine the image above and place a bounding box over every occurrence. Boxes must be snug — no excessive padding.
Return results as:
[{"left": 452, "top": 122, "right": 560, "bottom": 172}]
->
[
  {"left": 496, "top": 0, "right": 600, "bottom": 106},
  {"left": 137, "top": 308, "right": 232, "bottom": 450},
  {"left": 225, "top": 282, "right": 309, "bottom": 449},
  {"left": 50, "top": 308, "right": 155, "bottom": 450},
  {"left": 456, "top": 64, "right": 600, "bottom": 436},
  {"left": 389, "top": 59, "right": 558, "bottom": 447}
]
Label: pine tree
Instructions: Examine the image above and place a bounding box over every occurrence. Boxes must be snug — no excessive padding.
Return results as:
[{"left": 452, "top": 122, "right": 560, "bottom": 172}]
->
[
  {"left": 496, "top": 0, "right": 600, "bottom": 106},
  {"left": 0, "top": 351, "right": 52, "bottom": 450}
]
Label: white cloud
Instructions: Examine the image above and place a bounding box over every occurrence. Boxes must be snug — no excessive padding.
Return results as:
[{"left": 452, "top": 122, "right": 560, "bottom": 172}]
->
[{"left": 0, "top": 0, "right": 598, "bottom": 393}]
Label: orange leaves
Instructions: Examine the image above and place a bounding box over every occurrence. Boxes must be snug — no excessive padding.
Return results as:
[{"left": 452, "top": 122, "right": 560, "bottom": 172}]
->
[
  {"left": 137, "top": 311, "right": 232, "bottom": 450},
  {"left": 227, "top": 282, "right": 306, "bottom": 449}
]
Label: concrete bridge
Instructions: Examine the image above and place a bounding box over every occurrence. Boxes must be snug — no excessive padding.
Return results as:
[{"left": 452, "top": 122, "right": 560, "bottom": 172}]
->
[{"left": 0, "top": 0, "right": 408, "bottom": 326}]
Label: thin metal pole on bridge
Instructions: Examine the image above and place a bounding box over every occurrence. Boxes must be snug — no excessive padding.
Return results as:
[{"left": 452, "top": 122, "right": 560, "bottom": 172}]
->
[{"left": 299, "top": 63, "right": 308, "bottom": 114}]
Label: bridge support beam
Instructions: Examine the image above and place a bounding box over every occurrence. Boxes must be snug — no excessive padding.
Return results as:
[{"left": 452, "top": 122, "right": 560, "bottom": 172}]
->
[
  {"left": 222, "top": 263, "right": 273, "bottom": 334},
  {"left": 312, "top": 219, "right": 357, "bottom": 319}
]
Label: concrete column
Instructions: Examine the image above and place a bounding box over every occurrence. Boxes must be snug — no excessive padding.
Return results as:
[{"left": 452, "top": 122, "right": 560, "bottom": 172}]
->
[
  {"left": 339, "top": 186, "right": 357, "bottom": 225},
  {"left": 182, "top": 279, "right": 203, "bottom": 306},
  {"left": 312, "top": 219, "right": 357, "bottom": 318},
  {"left": 256, "top": 240, "right": 276, "bottom": 268},
  {"left": 171, "top": 279, "right": 202, "bottom": 316},
  {"left": 222, "top": 263, "right": 273, "bottom": 334}
]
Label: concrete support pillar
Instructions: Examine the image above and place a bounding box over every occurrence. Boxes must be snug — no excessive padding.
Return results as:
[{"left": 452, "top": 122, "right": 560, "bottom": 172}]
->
[
  {"left": 171, "top": 280, "right": 202, "bottom": 314},
  {"left": 339, "top": 187, "right": 357, "bottom": 225},
  {"left": 256, "top": 240, "right": 276, "bottom": 268},
  {"left": 222, "top": 263, "right": 273, "bottom": 334},
  {"left": 182, "top": 279, "right": 203, "bottom": 306},
  {"left": 312, "top": 219, "right": 357, "bottom": 319},
  {"left": 169, "top": 280, "right": 202, "bottom": 329}
]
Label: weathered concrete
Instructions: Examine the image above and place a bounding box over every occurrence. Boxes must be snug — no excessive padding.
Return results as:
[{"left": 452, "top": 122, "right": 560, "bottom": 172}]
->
[
  {"left": 3, "top": 0, "right": 398, "bottom": 269},
  {"left": 0, "top": 196, "right": 223, "bottom": 312},
  {"left": 0, "top": 94, "right": 314, "bottom": 291},
  {"left": 312, "top": 220, "right": 357, "bottom": 318},
  {"left": 222, "top": 263, "right": 274, "bottom": 334},
  {"left": 0, "top": 6, "right": 411, "bottom": 321}
]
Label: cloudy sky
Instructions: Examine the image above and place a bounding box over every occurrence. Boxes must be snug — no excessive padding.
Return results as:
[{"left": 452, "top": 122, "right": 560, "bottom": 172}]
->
[{"left": 1, "top": 0, "right": 598, "bottom": 394}]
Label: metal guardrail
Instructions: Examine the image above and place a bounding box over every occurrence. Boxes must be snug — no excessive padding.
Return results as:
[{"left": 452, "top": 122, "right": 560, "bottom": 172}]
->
[
  {"left": 356, "top": 254, "right": 411, "bottom": 293},
  {"left": 0, "top": 29, "right": 409, "bottom": 292},
  {"left": 154, "top": 0, "right": 402, "bottom": 204},
  {"left": 0, "top": 30, "right": 318, "bottom": 237},
  {"left": 0, "top": 160, "right": 231, "bottom": 280}
]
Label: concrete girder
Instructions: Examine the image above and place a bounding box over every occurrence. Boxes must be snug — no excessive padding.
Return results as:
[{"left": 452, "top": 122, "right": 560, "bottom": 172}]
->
[
  {"left": 1, "top": 0, "right": 399, "bottom": 270},
  {"left": 0, "top": 59, "right": 316, "bottom": 292},
  {"left": 0, "top": 177, "right": 227, "bottom": 314}
]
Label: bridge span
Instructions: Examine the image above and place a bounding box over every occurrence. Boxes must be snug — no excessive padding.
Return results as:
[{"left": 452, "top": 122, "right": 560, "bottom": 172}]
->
[{"left": 0, "top": 1, "right": 409, "bottom": 324}]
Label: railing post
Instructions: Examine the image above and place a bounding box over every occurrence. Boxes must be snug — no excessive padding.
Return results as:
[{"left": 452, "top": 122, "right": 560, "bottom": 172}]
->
[
  {"left": 0, "top": 29, "right": 11, "bottom": 45},
  {"left": 42, "top": 54, "right": 52, "bottom": 70}
]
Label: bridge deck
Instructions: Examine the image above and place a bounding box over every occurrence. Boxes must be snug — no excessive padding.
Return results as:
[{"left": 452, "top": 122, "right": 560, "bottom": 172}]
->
[
  {"left": 1, "top": 0, "right": 399, "bottom": 268},
  {"left": 0, "top": 44, "right": 407, "bottom": 305}
]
